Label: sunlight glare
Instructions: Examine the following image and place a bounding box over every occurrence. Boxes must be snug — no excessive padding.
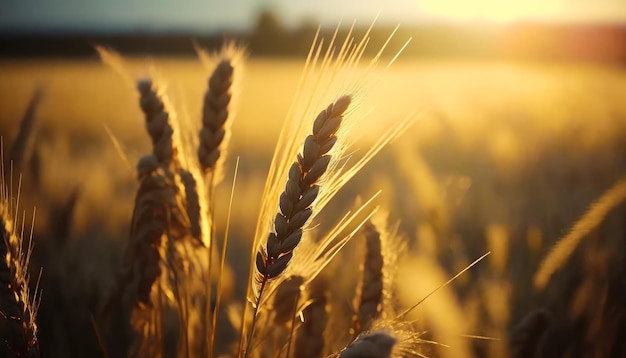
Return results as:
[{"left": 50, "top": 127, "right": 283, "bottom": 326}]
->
[{"left": 417, "top": 0, "right": 564, "bottom": 23}]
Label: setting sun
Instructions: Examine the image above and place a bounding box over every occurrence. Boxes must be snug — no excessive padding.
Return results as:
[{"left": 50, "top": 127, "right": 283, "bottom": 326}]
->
[{"left": 417, "top": 0, "right": 564, "bottom": 23}]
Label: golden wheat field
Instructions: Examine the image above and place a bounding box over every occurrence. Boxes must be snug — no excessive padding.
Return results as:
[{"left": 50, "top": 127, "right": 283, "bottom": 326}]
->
[{"left": 1, "top": 40, "right": 626, "bottom": 358}]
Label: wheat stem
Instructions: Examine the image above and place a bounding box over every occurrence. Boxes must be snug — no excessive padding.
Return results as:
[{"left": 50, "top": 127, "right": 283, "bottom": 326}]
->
[{"left": 210, "top": 157, "right": 239, "bottom": 356}]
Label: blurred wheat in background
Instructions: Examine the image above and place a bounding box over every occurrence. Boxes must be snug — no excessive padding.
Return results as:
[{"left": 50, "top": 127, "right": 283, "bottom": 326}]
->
[{"left": 2, "top": 0, "right": 626, "bottom": 357}]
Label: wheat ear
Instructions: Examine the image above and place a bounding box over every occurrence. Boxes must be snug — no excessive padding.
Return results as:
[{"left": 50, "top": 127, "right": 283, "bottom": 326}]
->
[
  {"left": 198, "top": 59, "right": 233, "bottom": 174},
  {"left": 338, "top": 331, "right": 397, "bottom": 358},
  {"left": 127, "top": 158, "right": 182, "bottom": 357},
  {"left": 272, "top": 275, "right": 305, "bottom": 326},
  {"left": 255, "top": 95, "right": 350, "bottom": 280},
  {"left": 136, "top": 80, "right": 194, "bottom": 241},
  {"left": 128, "top": 161, "right": 172, "bottom": 308},
  {"left": 352, "top": 221, "right": 383, "bottom": 336},
  {"left": 8, "top": 87, "right": 43, "bottom": 173},
  {"left": 534, "top": 176, "right": 626, "bottom": 289},
  {"left": 99, "top": 156, "right": 171, "bottom": 353},
  {"left": 294, "top": 277, "right": 328, "bottom": 358},
  {"left": 137, "top": 79, "right": 179, "bottom": 168},
  {"left": 244, "top": 95, "right": 350, "bottom": 356},
  {"left": 0, "top": 179, "right": 39, "bottom": 357}
]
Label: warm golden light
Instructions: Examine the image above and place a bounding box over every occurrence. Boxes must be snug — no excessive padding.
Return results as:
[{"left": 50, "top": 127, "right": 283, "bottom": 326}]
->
[{"left": 418, "top": 0, "right": 563, "bottom": 23}]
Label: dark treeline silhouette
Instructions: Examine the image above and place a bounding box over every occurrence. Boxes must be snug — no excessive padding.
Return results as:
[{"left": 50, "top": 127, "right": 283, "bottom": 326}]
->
[{"left": 1, "top": 9, "right": 626, "bottom": 64}]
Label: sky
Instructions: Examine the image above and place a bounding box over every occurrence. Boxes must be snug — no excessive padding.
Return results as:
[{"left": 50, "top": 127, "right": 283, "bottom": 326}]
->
[{"left": 1, "top": 0, "right": 626, "bottom": 33}]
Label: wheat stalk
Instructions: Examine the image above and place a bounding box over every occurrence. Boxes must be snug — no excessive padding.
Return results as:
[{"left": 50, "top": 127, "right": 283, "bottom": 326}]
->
[
  {"left": 239, "top": 24, "right": 413, "bottom": 355},
  {"left": 196, "top": 50, "right": 240, "bottom": 355},
  {"left": 243, "top": 95, "right": 350, "bottom": 355}
]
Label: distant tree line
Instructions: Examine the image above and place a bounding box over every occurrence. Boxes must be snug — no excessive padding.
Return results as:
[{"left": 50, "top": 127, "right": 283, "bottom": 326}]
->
[{"left": 1, "top": 8, "right": 626, "bottom": 63}]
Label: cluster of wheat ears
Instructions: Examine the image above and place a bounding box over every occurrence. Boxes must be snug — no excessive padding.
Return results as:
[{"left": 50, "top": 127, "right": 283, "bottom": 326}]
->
[{"left": 3, "top": 24, "right": 626, "bottom": 358}]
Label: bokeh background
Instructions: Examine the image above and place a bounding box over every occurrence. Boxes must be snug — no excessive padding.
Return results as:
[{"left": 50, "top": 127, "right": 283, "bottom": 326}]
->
[{"left": 1, "top": 0, "right": 626, "bottom": 357}]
